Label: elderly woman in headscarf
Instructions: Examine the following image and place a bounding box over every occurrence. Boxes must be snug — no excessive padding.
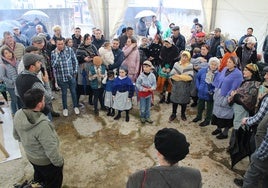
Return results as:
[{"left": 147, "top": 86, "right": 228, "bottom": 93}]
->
[
  {"left": 192, "top": 57, "right": 220, "bottom": 126},
  {"left": 168, "top": 51, "right": 194, "bottom": 122},
  {"left": 228, "top": 63, "right": 261, "bottom": 150},
  {"left": 211, "top": 56, "right": 243, "bottom": 139}
]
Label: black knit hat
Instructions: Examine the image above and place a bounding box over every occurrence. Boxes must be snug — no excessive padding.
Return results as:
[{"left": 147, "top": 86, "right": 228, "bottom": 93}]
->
[{"left": 154, "top": 128, "right": 190, "bottom": 162}]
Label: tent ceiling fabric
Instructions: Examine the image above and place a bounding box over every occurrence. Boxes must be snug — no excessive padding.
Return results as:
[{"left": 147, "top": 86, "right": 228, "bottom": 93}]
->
[
  {"left": 87, "top": 0, "right": 129, "bottom": 39},
  {"left": 201, "top": 0, "right": 212, "bottom": 32},
  {"left": 87, "top": 0, "right": 268, "bottom": 53}
]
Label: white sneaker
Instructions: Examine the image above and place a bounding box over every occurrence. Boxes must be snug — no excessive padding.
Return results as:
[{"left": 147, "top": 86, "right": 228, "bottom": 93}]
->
[
  {"left": 63, "top": 109, "right": 68, "bottom": 117},
  {"left": 74, "top": 107, "right": 80, "bottom": 115}
]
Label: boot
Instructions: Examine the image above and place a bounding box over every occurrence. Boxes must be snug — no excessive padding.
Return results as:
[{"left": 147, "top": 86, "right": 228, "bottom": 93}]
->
[
  {"left": 125, "top": 110, "right": 129, "bottom": 122},
  {"left": 166, "top": 92, "right": 171, "bottom": 104},
  {"left": 88, "top": 94, "right": 93, "bottom": 105},
  {"left": 110, "top": 108, "right": 115, "bottom": 117},
  {"left": 107, "top": 108, "right": 111, "bottom": 116},
  {"left": 159, "top": 93, "right": 165, "bottom": 103},
  {"left": 114, "top": 111, "right": 121, "bottom": 120}
]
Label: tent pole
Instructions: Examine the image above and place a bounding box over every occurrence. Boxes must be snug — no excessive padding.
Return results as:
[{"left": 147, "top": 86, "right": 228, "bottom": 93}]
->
[
  {"left": 209, "top": 0, "right": 217, "bottom": 31},
  {"left": 103, "top": 0, "right": 110, "bottom": 40}
]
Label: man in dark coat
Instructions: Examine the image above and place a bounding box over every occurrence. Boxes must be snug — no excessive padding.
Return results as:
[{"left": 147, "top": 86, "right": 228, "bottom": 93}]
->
[
  {"left": 208, "top": 28, "right": 222, "bottom": 57},
  {"left": 171, "top": 26, "right": 185, "bottom": 55}
]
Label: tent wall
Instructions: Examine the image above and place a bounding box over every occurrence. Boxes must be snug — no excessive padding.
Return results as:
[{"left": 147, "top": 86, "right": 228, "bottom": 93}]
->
[
  {"left": 214, "top": 0, "right": 268, "bottom": 52},
  {"left": 87, "top": 0, "right": 129, "bottom": 39}
]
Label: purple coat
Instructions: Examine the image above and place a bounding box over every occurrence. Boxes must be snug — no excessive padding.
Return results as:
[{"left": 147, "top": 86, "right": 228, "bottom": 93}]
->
[{"left": 213, "top": 67, "right": 243, "bottom": 97}]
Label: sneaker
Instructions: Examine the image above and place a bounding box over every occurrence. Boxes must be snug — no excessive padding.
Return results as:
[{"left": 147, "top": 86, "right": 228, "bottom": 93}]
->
[
  {"left": 145, "top": 118, "right": 153, "bottom": 123},
  {"left": 74, "top": 107, "right": 80, "bottom": 115},
  {"left": 63, "top": 109, "right": 68, "bottom": 117},
  {"left": 169, "top": 114, "right": 176, "bottom": 122},
  {"left": 192, "top": 117, "right": 201, "bottom": 122},
  {"left": 141, "top": 118, "right": 146, "bottom": 123}
]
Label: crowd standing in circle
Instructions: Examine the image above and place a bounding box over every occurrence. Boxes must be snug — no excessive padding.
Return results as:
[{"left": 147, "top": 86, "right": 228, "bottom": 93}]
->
[{"left": 0, "top": 15, "right": 267, "bottom": 187}]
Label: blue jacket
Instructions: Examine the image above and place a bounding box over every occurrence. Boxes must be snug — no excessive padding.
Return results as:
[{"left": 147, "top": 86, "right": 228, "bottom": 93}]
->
[{"left": 196, "top": 67, "right": 217, "bottom": 101}]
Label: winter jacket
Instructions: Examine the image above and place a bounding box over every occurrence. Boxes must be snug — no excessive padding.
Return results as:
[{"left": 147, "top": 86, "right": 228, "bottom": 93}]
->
[
  {"left": 126, "top": 165, "right": 202, "bottom": 188},
  {"left": 13, "top": 109, "right": 64, "bottom": 167},
  {"left": 196, "top": 67, "right": 217, "bottom": 101},
  {"left": 108, "top": 48, "right": 124, "bottom": 71},
  {"left": 122, "top": 45, "right": 140, "bottom": 78},
  {"left": 0, "top": 58, "right": 18, "bottom": 88}
]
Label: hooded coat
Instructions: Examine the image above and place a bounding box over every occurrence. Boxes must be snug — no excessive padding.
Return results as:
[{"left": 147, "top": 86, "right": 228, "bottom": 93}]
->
[{"left": 13, "top": 109, "right": 64, "bottom": 167}]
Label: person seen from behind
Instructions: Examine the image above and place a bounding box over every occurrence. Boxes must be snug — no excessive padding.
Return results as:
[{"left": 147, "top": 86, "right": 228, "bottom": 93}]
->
[{"left": 126, "top": 128, "right": 202, "bottom": 188}]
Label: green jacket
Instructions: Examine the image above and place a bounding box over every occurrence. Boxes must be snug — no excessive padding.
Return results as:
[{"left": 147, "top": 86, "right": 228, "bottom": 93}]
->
[{"left": 13, "top": 109, "right": 64, "bottom": 167}]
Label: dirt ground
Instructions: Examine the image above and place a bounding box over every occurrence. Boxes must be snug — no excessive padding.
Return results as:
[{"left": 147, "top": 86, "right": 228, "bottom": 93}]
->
[{"left": 0, "top": 92, "right": 248, "bottom": 188}]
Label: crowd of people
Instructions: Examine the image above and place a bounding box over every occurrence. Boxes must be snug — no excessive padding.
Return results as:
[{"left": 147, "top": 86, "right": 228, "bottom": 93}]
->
[{"left": 1, "top": 16, "right": 268, "bottom": 187}]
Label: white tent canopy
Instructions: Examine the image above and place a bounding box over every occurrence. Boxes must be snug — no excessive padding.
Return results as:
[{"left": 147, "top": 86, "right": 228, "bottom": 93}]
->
[{"left": 87, "top": 0, "right": 268, "bottom": 52}]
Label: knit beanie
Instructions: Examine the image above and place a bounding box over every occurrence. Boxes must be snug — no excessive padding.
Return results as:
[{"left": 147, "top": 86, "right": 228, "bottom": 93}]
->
[{"left": 154, "top": 128, "right": 190, "bottom": 162}]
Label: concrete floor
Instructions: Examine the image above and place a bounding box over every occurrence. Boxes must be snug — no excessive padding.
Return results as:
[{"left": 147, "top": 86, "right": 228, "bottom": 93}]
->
[{"left": 0, "top": 92, "right": 247, "bottom": 188}]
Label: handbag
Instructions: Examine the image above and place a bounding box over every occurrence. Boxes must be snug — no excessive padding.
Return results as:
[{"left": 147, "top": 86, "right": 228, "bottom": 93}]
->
[{"left": 0, "top": 82, "right": 6, "bottom": 92}]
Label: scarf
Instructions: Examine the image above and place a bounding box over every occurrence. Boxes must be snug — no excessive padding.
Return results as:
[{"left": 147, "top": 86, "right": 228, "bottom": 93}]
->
[
  {"left": 205, "top": 68, "right": 217, "bottom": 84},
  {"left": 1, "top": 56, "right": 17, "bottom": 67}
]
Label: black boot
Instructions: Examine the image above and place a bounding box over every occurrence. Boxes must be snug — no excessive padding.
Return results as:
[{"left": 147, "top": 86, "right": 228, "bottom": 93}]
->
[
  {"left": 125, "top": 110, "right": 129, "bottom": 122},
  {"left": 159, "top": 93, "right": 165, "bottom": 103},
  {"left": 114, "top": 111, "right": 121, "bottom": 120},
  {"left": 110, "top": 108, "right": 115, "bottom": 117},
  {"left": 107, "top": 108, "right": 111, "bottom": 116},
  {"left": 88, "top": 94, "right": 93, "bottom": 105},
  {"left": 166, "top": 92, "right": 171, "bottom": 104}
]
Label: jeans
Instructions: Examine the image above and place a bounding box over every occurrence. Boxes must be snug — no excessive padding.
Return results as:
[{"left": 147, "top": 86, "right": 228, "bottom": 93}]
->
[
  {"left": 243, "top": 152, "right": 268, "bottom": 188},
  {"left": 31, "top": 163, "right": 63, "bottom": 188},
  {"left": 57, "top": 78, "right": 78, "bottom": 109},
  {"left": 140, "top": 95, "right": 151, "bottom": 119},
  {"left": 6, "top": 87, "right": 18, "bottom": 115}
]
